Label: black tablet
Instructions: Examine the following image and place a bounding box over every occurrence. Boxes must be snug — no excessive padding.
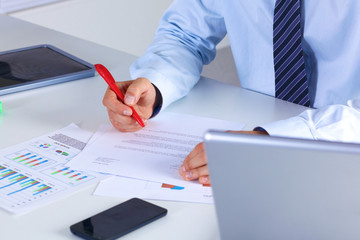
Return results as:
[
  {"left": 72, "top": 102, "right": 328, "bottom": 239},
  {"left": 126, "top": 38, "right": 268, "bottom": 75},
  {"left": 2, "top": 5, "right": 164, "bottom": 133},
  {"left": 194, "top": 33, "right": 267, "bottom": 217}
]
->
[{"left": 0, "top": 44, "right": 95, "bottom": 95}]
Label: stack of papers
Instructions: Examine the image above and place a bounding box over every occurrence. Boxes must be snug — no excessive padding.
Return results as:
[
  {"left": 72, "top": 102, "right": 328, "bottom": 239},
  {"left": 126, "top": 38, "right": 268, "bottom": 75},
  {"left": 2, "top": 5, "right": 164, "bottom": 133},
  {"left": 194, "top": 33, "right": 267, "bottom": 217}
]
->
[
  {"left": 0, "top": 112, "right": 244, "bottom": 214},
  {"left": 0, "top": 124, "right": 104, "bottom": 215},
  {"left": 67, "top": 112, "right": 245, "bottom": 204}
]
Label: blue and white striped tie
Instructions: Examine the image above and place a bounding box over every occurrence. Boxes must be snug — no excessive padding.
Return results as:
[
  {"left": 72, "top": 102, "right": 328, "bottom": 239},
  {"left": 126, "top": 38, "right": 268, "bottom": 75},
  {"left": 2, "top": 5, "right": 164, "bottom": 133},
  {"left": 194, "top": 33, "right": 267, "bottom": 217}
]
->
[{"left": 273, "top": 0, "right": 310, "bottom": 106}]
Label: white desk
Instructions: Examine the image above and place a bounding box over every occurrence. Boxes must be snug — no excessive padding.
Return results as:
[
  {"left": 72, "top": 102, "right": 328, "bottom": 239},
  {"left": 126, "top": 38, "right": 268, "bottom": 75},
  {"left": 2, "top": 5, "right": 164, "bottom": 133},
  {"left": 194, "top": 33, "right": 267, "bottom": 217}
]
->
[{"left": 0, "top": 16, "right": 307, "bottom": 240}]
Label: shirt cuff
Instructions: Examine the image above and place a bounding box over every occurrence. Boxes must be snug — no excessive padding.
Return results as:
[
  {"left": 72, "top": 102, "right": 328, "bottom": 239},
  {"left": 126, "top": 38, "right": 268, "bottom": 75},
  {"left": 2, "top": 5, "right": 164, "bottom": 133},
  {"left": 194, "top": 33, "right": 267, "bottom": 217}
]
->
[
  {"left": 257, "top": 116, "right": 315, "bottom": 140},
  {"left": 150, "top": 83, "right": 163, "bottom": 118},
  {"left": 130, "top": 68, "right": 181, "bottom": 110}
]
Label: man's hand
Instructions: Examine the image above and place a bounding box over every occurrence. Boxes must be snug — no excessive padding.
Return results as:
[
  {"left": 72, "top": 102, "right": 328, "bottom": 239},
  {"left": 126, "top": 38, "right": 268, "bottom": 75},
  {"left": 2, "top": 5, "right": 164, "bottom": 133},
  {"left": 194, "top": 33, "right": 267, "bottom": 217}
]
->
[
  {"left": 179, "top": 130, "right": 269, "bottom": 185},
  {"left": 103, "top": 77, "right": 156, "bottom": 132}
]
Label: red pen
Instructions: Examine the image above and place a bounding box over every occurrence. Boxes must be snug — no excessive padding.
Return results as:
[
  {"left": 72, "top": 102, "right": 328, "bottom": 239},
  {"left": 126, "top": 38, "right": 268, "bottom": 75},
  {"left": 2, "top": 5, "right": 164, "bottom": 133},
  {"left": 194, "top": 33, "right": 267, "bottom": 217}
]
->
[{"left": 94, "top": 64, "right": 145, "bottom": 127}]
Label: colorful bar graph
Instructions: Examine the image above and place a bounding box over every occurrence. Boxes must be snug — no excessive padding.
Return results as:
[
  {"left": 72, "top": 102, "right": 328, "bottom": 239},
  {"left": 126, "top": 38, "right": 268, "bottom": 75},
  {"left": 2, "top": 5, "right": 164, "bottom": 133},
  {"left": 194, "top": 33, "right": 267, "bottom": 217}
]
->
[
  {"left": 30, "top": 160, "right": 48, "bottom": 167},
  {"left": 51, "top": 167, "right": 69, "bottom": 175},
  {"left": 161, "top": 183, "right": 185, "bottom": 190},
  {"left": 0, "top": 164, "right": 61, "bottom": 210},
  {"left": 42, "top": 165, "right": 95, "bottom": 186},
  {"left": 20, "top": 179, "right": 38, "bottom": 187},
  {"left": 6, "top": 150, "right": 54, "bottom": 169},
  {"left": 69, "top": 173, "right": 80, "bottom": 179},
  {"left": 0, "top": 127, "right": 102, "bottom": 214},
  {"left": 76, "top": 176, "right": 87, "bottom": 181},
  {"left": 9, "top": 174, "right": 27, "bottom": 182},
  {"left": 55, "top": 150, "right": 69, "bottom": 156},
  {"left": 0, "top": 174, "right": 28, "bottom": 189},
  {"left": 0, "top": 169, "right": 17, "bottom": 180},
  {"left": 24, "top": 159, "right": 38, "bottom": 165},
  {"left": 62, "top": 170, "right": 75, "bottom": 176},
  {"left": 18, "top": 154, "right": 37, "bottom": 162},
  {"left": 8, "top": 180, "right": 39, "bottom": 195},
  {"left": 12, "top": 153, "right": 31, "bottom": 160},
  {"left": 33, "top": 184, "right": 51, "bottom": 195}
]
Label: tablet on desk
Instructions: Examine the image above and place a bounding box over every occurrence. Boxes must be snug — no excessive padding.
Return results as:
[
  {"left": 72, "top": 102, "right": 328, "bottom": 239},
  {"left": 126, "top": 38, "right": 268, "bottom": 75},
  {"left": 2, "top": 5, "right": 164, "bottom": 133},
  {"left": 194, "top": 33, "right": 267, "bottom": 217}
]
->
[{"left": 0, "top": 44, "right": 95, "bottom": 95}]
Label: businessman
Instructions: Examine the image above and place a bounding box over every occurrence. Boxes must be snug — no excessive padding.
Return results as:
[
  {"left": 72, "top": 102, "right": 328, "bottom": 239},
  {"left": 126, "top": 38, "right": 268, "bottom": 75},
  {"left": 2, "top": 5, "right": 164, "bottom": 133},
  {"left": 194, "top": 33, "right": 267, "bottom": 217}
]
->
[{"left": 103, "top": 0, "right": 360, "bottom": 185}]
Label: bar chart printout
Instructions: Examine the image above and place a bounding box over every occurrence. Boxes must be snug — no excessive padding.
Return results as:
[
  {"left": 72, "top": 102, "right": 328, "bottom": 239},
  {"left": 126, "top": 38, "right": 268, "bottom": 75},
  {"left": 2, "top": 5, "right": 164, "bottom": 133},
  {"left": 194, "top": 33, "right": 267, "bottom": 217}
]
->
[
  {"left": 0, "top": 164, "right": 61, "bottom": 210},
  {"left": 0, "top": 123, "right": 103, "bottom": 215},
  {"left": 6, "top": 149, "right": 55, "bottom": 169},
  {"left": 42, "top": 165, "right": 96, "bottom": 186}
]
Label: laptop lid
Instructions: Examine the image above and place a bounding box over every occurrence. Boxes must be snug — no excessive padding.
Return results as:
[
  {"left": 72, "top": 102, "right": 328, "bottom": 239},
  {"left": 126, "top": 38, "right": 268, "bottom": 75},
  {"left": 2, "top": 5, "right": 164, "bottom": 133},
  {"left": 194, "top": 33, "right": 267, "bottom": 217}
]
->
[{"left": 204, "top": 131, "right": 360, "bottom": 240}]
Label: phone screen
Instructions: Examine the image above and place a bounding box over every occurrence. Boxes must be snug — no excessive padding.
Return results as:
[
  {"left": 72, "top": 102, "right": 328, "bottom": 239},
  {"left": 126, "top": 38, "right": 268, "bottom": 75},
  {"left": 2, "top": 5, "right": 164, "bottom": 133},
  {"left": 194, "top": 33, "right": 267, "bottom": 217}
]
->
[{"left": 70, "top": 198, "right": 167, "bottom": 240}]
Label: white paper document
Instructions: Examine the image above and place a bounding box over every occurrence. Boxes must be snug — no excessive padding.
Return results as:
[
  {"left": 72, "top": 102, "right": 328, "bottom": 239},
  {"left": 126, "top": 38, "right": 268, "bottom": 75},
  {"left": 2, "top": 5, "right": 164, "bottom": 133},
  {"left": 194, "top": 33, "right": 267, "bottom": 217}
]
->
[
  {"left": 67, "top": 112, "right": 245, "bottom": 187},
  {"left": 0, "top": 124, "right": 104, "bottom": 215},
  {"left": 94, "top": 176, "right": 214, "bottom": 204}
]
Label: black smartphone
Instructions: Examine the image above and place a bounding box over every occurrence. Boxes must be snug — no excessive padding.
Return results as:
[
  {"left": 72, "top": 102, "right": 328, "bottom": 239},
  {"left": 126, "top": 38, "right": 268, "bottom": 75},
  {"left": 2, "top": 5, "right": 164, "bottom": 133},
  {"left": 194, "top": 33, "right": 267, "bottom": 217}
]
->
[{"left": 70, "top": 198, "right": 167, "bottom": 240}]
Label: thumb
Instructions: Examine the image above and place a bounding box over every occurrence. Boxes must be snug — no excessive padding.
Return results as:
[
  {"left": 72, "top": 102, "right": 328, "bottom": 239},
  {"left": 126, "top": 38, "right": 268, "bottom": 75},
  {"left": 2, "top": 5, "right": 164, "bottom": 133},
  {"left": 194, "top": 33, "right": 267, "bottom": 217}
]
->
[{"left": 124, "top": 78, "right": 151, "bottom": 106}]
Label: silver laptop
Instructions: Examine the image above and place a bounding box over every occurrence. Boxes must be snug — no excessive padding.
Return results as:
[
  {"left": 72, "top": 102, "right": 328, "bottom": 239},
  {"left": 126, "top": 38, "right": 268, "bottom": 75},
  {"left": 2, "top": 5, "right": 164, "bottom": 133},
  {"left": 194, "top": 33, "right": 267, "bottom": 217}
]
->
[{"left": 204, "top": 131, "right": 360, "bottom": 240}]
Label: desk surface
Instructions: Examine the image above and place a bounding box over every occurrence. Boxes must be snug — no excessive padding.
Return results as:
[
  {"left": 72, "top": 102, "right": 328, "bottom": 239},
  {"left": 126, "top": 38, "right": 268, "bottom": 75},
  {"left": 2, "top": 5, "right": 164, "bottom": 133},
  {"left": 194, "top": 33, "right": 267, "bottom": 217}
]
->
[{"left": 0, "top": 16, "right": 307, "bottom": 240}]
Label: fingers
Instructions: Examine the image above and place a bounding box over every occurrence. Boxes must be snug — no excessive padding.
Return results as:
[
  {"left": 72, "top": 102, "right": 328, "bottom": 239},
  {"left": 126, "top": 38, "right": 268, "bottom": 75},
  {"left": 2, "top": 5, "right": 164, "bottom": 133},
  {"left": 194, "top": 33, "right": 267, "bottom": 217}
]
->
[
  {"left": 103, "top": 87, "right": 140, "bottom": 131},
  {"left": 102, "top": 78, "right": 155, "bottom": 132},
  {"left": 103, "top": 86, "right": 133, "bottom": 116},
  {"left": 107, "top": 108, "right": 144, "bottom": 132},
  {"left": 123, "top": 78, "right": 153, "bottom": 106},
  {"left": 179, "top": 142, "right": 211, "bottom": 185}
]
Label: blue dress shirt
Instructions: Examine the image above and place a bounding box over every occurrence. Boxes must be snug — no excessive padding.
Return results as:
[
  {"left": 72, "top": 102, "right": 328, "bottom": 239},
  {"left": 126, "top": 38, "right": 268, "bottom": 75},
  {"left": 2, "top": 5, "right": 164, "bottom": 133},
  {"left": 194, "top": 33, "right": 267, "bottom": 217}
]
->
[{"left": 130, "top": 0, "right": 360, "bottom": 142}]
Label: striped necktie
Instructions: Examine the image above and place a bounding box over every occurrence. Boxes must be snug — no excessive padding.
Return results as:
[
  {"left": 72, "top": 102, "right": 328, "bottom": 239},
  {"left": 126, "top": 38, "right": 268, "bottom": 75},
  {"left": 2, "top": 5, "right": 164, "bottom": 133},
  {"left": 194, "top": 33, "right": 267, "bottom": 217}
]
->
[{"left": 273, "top": 0, "right": 310, "bottom": 107}]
